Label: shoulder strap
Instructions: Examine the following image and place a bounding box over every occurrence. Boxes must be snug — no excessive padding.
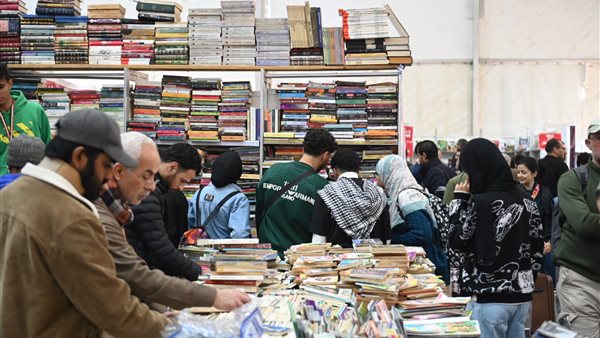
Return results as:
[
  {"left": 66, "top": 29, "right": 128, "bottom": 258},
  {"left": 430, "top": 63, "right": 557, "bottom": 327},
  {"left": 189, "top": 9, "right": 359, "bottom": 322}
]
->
[
  {"left": 194, "top": 185, "right": 204, "bottom": 228},
  {"left": 262, "top": 169, "right": 314, "bottom": 217},
  {"left": 200, "top": 190, "right": 241, "bottom": 229},
  {"left": 573, "top": 165, "right": 590, "bottom": 195}
]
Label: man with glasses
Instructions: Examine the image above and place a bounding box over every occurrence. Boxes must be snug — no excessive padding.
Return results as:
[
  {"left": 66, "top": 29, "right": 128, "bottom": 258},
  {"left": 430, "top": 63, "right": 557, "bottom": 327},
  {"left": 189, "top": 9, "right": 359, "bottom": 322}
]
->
[
  {"left": 126, "top": 142, "right": 203, "bottom": 281},
  {"left": 96, "top": 132, "right": 250, "bottom": 312},
  {"left": 554, "top": 119, "right": 600, "bottom": 337}
]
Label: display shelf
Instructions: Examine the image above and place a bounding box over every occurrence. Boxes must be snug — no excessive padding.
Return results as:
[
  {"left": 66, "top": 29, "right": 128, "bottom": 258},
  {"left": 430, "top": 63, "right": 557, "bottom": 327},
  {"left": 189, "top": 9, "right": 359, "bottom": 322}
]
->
[
  {"left": 264, "top": 139, "right": 399, "bottom": 146},
  {"left": 155, "top": 140, "right": 260, "bottom": 147}
]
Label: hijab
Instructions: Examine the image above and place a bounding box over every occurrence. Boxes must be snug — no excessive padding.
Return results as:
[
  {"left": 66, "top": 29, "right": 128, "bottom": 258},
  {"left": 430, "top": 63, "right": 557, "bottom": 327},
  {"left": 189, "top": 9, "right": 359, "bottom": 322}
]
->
[
  {"left": 459, "top": 138, "right": 516, "bottom": 194},
  {"left": 211, "top": 151, "right": 242, "bottom": 188}
]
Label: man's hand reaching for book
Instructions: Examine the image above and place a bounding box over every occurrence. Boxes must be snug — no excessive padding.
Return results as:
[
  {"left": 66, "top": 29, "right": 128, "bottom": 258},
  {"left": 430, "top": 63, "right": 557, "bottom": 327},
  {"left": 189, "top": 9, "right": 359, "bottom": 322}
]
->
[{"left": 213, "top": 289, "right": 251, "bottom": 311}]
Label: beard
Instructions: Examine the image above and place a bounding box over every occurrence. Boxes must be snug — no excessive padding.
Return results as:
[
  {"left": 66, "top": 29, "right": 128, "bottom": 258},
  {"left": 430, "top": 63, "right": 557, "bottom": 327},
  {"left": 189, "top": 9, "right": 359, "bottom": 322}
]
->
[{"left": 80, "top": 159, "right": 103, "bottom": 201}]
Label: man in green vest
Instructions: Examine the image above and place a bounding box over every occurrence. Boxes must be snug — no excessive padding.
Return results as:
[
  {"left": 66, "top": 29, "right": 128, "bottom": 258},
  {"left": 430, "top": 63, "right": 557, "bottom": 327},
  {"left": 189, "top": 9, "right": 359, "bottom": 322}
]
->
[
  {"left": 0, "top": 64, "right": 51, "bottom": 175},
  {"left": 256, "top": 129, "right": 337, "bottom": 255}
]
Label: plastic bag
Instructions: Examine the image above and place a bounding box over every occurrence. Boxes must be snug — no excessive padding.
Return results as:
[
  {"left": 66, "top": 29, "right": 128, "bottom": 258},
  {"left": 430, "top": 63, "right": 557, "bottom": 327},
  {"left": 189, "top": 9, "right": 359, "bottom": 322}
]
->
[{"left": 162, "top": 299, "right": 263, "bottom": 338}]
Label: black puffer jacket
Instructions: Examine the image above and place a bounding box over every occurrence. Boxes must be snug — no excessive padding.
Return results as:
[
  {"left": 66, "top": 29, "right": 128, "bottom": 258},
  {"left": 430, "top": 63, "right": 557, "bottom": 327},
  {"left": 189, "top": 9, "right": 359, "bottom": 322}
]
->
[
  {"left": 420, "top": 158, "right": 457, "bottom": 198},
  {"left": 126, "top": 177, "right": 201, "bottom": 281}
]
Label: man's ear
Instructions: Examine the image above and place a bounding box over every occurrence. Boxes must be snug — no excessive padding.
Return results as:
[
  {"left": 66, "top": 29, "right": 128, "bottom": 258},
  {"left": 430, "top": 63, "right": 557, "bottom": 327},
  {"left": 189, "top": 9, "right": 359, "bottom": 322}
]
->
[
  {"left": 70, "top": 146, "right": 88, "bottom": 171},
  {"left": 113, "top": 163, "right": 125, "bottom": 180},
  {"left": 169, "top": 161, "right": 179, "bottom": 173},
  {"left": 585, "top": 139, "right": 592, "bottom": 151}
]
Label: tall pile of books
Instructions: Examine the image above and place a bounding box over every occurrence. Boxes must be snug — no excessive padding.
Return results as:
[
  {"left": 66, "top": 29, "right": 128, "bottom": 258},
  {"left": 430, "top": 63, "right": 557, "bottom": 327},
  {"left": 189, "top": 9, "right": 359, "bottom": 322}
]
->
[
  {"left": 344, "top": 38, "right": 388, "bottom": 65},
  {"left": 188, "top": 78, "right": 221, "bottom": 143},
  {"left": 128, "top": 81, "right": 162, "bottom": 140},
  {"left": 100, "top": 84, "right": 124, "bottom": 128},
  {"left": 360, "top": 149, "right": 393, "bottom": 178},
  {"left": 36, "top": 0, "right": 81, "bottom": 16},
  {"left": 278, "top": 82, "right": 309, "bottom": 136},
  {"left": 286, "top": 4, "right": 323, "bottom": 66},
  {"left": 20, "top": 15, "right": 55, "bottom": 64},
  {"left": 0, "top": 0, "right": 27, "bottom": 17},
  {"left": 12, "top": 78, "right": 40, "bottom": 99},
  {"left": 136, "top": 0, "right": 182, "bottom": 22},
  {"left": 158, "top": 75, "right": 190, "bottom": 142},
  {"left": 384, "top": 4, "right": 412, "bottom": 64},
  {"left": 219, "top": 81, "right": 251, "bottom": 142},
  {"left": 37, "top": 83, "right": 69, "bottom": 126},
  {"left": 307, "top": 82, "right": 337, "bottom": 137},
  {"left": 87, "top": 4, "right": 125, "bottom": 19},
  {"left": 188, "top": 8, "right": 222, "bottom": 65},
  {"left": 221, "top": 0, "right": 255, "bottom": 66},
  {"left": 88, "top": 18, "right": 122, "bottom": 65},
  {"left": 0, "top": 17, "right": 21, "bottom": 64},
  {"left": 154, "top": 22, "right": 188, "bottom": 64},
  {"left": 68, "top": 89, "right": 100, "bottom": 110},
  {"left": 236, "top": 147, "right": 260, "bottom": 225},
  {"left": 121, "top": 19, "right": 155, "bottom": 65},
  {"left": 255, "top": 18, "right": 289, "bottom": 66},
  {"left": 336, "top": 80, "right": 367, "bottom": 140},
  {"left": 366, "top": 82, "right": 398, "bottom": 142},
  {"left": 322, "top": 27, "right": 344, "bottom": 65},
  {"left": 339, "top": 7, "right": 389, "bottom": 65},
  {"left": 54, "top": 16, "right": 88, "bottom": 64}
]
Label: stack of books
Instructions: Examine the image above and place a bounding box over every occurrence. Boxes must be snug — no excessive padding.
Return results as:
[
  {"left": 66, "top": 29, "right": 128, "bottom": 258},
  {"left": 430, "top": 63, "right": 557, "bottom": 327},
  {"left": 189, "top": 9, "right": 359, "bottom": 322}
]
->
[
  {"left": 384, "top": 4, "right": 412, "bottom": 65},
  {"left": 0, "top": 0, "right": 27, "bottom": 17},
  {"left": 128, "top": 81, "right": 162, "bottom": 140},
  {"left": 398, "top": 293, "right": 471, "bottom": 320},
  {"left": 154, "top": 22, "right": 188, "bottom": 64},
  {"left": 236, "top": 147, "right": 260, "bottom": 223},
  {"left": 287, "top": 3, "right": 323, "bottom": 66},
  {"left": 344, "top": 38, "right": 388, "bottom": 65},
  {"left": 54, "top": 16, "right": 88, "bottom": 64},
  {"left": 339, "top": 7, "right": 388, "bottom": 40},
  {"left": 0, "top": 17, "right": 21, "bottom": 64},
  {"left": 292, "top": 255, "right": 340, "bottom": 287},
  {"left": 340, "top": 267, "right": 403, "bottom": 303},
  {"left": 68, "top": 89, "right": 100, "bottom": 110},
  {"left": 360, "top": 149, "right": 393, "bottom": 178},
  {"left": 219, "top": 81, "right": 251, "bottom": 142},
  {"left": 12, "top": 78, "right": 40, "bottom": 99},
  {"left": 336, "top": 80, "right": 367, "bottom": 140},
  {"left": 353, "top": 240, "right": 409, "bottom": 271},
  {"left": 188, "top": 8, "right": 222, "bottom": 65},
  {"left": 278, "top": 82, "right": 310, "bottom": 136},
  {"left": 284, "top": 243, "right": 332, "bottom": 265},
  {"left": 255, "top": 18, "right": 289, "bottom": 66},
  {"left": 37, "top": 83, "right": 69, "bottom": 126},
  {"left": 87, "top": 4, "right": 125, "bottom": 19},
  {"left": 322, "top": 27, "right": 344, "bottom": 65},
  {"left": 20, "top": 15, "right": 55, "bottom": 64},
  {"left": 358, "top": 299, "right": 407, "bottom": 337},
  {"left": 307, "top": 81, "right": 337, "bottom": 133},
  {"left": 36, "top": 0, "right": 81, "bottom": 16},
  {"left": 188, "top": 78, "right": 221, "bottom": 143},
  {"left": 158, "top": 75, "right": 191, "bottom": 142},
  {"left": 136, "top": 0, "right": 182, "bottom": 22},
  {"left": 121, "top": 19, "right": 155, "bottom": 65},
  {"left": 100, "top": 84, "right": 125, "bottom": 128},
  {"left": 88, "top": 18, "right": 122, "bottom": 65},
  {"left": 366, "top": 82, "right": 398, "bottom": 141},
  {"left": 221, "top": 0, "right": 256, "bottom": 66}
]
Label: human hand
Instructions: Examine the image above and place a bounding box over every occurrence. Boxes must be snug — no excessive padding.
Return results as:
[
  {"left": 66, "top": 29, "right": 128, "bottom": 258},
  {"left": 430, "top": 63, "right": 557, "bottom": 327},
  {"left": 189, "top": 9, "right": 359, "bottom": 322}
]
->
[
  {"left": 543, "top": 242, "right": 552, "bottom": 255},
  {"left": 213, "top": 289, "right": 251, "bottom": 311},
  {"left": 455, "top": 180, "right": 470, "bottom": 193}
]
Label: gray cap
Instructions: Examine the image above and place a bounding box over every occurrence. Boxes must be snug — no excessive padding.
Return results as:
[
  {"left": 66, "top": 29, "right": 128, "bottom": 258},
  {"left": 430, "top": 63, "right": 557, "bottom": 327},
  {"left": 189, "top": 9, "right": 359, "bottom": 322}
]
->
[
  {"left": 55, "top": 109, "right": 137, "bottom": 168},
  {"left": 7, "top": 135, "right": 45, "bottom": 168},
  {"left": 588, "top": 118, "right": 600, "bottom": 135}
]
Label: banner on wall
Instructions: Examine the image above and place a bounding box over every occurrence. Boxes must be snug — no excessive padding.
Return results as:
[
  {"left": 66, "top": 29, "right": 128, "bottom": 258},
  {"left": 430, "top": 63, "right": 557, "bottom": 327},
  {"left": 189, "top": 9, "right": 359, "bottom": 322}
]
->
[
  {"left": 404, "top": 126, "right": 414, "bottom": 157},
  {"left": 538, "top": 133, "right": 562, "bottom": 150}
]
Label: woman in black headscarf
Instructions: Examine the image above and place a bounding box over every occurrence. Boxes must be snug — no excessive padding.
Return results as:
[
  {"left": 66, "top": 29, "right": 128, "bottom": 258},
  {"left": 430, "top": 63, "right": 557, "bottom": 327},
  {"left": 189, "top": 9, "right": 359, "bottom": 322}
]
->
[{"left": 448, "top": 138, "right": 544, "bottom": 338}]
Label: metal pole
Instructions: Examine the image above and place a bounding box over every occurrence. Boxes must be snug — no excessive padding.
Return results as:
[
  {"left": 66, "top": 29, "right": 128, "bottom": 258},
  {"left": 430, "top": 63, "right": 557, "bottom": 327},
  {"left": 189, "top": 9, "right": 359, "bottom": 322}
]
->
[
  {"left": 397, "top": 65, "right": 405, "bottom": 158},
  {"left": 259, "top": 68, "right": 266, "bottom": 175},
  {"left": 471, "top": 0, "right": 480, "bottom": 137},
  {"left": 123, "top": 68, "right": 130, "bottom": 133}
]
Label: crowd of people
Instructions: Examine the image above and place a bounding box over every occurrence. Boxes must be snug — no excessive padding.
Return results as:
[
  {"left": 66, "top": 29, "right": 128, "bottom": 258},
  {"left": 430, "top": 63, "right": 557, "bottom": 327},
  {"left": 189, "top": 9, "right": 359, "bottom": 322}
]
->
[{"left": 0, "top": 61, "right": 599, "bottom": 338}]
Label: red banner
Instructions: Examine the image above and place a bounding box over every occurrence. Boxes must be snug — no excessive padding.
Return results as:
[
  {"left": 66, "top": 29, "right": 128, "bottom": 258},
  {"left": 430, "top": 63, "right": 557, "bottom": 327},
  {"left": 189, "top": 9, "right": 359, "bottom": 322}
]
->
[
  {"left": 538, "top": 133, "right": 562, "bottom": 150},
  {"left": 404, "top": 126, "right": 414, "bottom": 157}
]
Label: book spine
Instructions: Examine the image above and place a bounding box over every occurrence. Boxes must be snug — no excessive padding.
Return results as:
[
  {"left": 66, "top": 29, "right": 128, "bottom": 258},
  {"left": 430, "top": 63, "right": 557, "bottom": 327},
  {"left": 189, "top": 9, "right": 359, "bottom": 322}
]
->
[
  {"left": 136, "top": 2, "right": 175, "bottom": 14},
  {"left": 316, "top": 8, "right": 323, "bottom": 48}
]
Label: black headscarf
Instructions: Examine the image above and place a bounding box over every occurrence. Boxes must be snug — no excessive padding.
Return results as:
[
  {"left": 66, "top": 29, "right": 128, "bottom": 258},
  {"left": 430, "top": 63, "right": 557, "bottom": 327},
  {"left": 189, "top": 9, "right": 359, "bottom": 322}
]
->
[
  {"left": 459, "top": 138, "right": 516, "bottom": 194},
  {"left": 211, "top": 151, "right": 242, "bottom": 188}
]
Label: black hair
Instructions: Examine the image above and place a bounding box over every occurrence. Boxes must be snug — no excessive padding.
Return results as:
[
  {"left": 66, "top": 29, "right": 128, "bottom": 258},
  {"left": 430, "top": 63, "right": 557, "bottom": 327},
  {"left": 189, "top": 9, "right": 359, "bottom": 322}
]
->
[
  {"left": 577, "top": 152, "right": 592, "bottom": 167},
  {"left": 0, "top": 63, "right": 11, "bottom": 82},
  {"left": 414, "top": 142, "right": 421, "bottom": 156},
  {"left": 159, "top": 142, "right": 202, "bottom": 174},
  {"left": 457, "top": 138, "right": 468, "bottom": 150},
  {"left": 303, "top": 129, "right": 337, "bottom": 156},
  {"left": 330, "top": 149, "right": 360, "bottom": 173},
  {"left": 516, "top": 156, "right": 539, "bottom": 174},
  {"left": 45, "top": 135, "right": 103, "bottom": 165},
  {"left": 417, "top": 140, "right": 439, "bottom": 159},
  {"left": 545, "top": 138, "right": 563, "bottom": 153},
  {"left": 510, "top": 154, "right": 524, "bottom": 169}
]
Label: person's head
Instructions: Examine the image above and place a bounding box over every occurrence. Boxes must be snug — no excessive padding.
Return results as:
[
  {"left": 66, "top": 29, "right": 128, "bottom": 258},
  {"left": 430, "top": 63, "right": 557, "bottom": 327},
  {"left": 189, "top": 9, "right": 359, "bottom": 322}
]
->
[
  {"left": 576, "top": 152, "right": 592, "bottom": 167},
  {"left": 0, "top": 64, "right": 13, "bottom": 107},
  {"left": 330, "top": 149, "right": 360, "bottom": 178},
  {"left": 211, "top": 151, "right": 242, "bottom": 188},
  {"left": 112, "top": 132, "right": 160, "bottom": 206},
  {"left": 417, "top": 140, "right": 439, "bottom": 164},
  {"left": 45, "top": 109, "right": 137, "bottom": 201},
  {"left": 302, "top": 129, "right": 337, "bottom": 171},
  {"left": 516, "top": 156, "right": 539, "bottom": 188},
  {"left": 510, "top": 154, "right": 525, "bottom": 169},
  {"left": 158, "top": 142, "right": 202, "bottom": 191},
  {"left": 459, "top": 138, "right": 515, "bottom": 194},
  {"left": 374, "top": 154, "right": 415, "bottom": 190},
  {"left": 456, "top": 138, "right": 468, "bottom": 151},
  {"left": 7, "top": 135, "right": 45, "bottom": 173},
  {"left": 197, "top": 149, "right": 207, "bottom": 174},
  {"left": 545, "top": 138, "right": 566, "bottom": 160},
  {"left": 586, "top": 119, "right": 600, "bottom": 166}
]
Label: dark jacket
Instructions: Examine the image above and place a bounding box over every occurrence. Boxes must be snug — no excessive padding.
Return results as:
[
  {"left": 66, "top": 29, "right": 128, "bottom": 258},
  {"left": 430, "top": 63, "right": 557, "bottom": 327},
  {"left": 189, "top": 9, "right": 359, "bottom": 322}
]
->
[
  {"left": 420, "top": 158, "right": 456, "bottom": 198},
  {"left": 518, "top": 184, "right": 553, "bottom": 241},
  {"left": 539, "top": 155, "right": 569, "bottom": 197},
  {"left": 162, "top": 190, "right": 189, "bottom": 247},
  {"left": 127, "top": 177, "right": 201, "bottom": 282}
]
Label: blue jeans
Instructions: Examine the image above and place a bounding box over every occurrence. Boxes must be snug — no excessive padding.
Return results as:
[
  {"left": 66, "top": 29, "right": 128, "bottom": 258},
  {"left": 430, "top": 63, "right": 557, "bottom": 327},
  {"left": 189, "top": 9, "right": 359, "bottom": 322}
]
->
[{"left": 470, "top": 301, "right": 531, "bottom": 338}]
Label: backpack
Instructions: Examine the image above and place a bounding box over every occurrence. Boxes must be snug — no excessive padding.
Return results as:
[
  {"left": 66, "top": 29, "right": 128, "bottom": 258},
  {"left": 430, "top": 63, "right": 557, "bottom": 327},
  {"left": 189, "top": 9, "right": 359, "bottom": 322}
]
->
[
  {"left": 404, "top": 188, "right": 451, "bottom": 250},
  {"left": 551, "top": 165, "right": 589, "bottom": 251}
]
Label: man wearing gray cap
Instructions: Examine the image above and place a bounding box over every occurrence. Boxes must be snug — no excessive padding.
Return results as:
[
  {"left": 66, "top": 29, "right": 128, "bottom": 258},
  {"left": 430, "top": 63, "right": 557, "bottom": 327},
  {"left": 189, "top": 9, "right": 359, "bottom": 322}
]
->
[
  {"left": 554, "top": 119, "right": 600, "bottom": 338},
  {"left": 0, "top": 109, "right": 169, "bottom": 338},
  {"left": 0, "top": 135, "right": 45, "bottom": 189}
]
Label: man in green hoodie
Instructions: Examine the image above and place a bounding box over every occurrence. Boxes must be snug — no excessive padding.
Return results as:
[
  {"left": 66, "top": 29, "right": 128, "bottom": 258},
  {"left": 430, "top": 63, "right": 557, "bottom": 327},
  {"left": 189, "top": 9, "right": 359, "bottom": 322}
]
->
[
  {"left": 0, "top": 64, "right": 51, "bottom": 175},
  {"left": 555, "top": 119, "right": 600, "bottom": 338}
]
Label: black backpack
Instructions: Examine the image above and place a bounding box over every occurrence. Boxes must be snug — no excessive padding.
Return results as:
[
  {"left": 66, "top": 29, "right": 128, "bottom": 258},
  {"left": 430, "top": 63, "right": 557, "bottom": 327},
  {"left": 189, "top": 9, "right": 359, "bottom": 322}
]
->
[{"left": 551, "top": 165, "right": 589, "bottom": 250}]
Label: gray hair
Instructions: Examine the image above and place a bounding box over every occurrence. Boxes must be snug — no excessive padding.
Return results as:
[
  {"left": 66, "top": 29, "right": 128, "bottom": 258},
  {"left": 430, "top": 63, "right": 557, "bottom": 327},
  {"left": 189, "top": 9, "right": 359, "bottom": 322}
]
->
[{"left": 120, "top": 132, "right": 156, "bottom": 162}]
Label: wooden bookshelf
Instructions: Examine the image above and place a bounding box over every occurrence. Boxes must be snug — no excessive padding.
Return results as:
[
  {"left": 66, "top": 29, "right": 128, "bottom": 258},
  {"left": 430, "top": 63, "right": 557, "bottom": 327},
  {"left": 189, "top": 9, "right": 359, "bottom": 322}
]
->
[
  {"left": 264, "top": 139, "right": 399, "bottom": 146},
  {"left": 155, "top": 140, "right": 260, "bottom": 147}
]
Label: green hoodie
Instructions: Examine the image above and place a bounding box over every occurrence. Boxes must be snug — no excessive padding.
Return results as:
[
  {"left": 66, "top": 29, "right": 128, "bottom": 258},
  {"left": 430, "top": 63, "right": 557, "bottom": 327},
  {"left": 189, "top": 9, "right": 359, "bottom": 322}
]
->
[
  {"left": 554, "top": 161, "right": 600, "bottom": 282},
  {"left": 0, "top": 90, "right": 51, "bottom": 175}
]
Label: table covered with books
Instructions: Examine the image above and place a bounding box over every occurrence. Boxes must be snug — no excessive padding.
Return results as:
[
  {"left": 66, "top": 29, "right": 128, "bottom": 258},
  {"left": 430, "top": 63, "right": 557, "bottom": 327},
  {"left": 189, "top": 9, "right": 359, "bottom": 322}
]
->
[{"left": 169, "top": 239, "right": 481, "bottom": 337}]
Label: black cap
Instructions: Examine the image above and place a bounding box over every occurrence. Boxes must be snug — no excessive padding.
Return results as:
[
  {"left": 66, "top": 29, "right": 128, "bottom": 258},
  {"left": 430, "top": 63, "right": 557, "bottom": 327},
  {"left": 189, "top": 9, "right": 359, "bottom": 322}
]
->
[
  {"left": 211, "top": 151, "right": 242, "bottom": 188},
  {"left": 55, "top": 109, "right": 137, "bottom": 168}
]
